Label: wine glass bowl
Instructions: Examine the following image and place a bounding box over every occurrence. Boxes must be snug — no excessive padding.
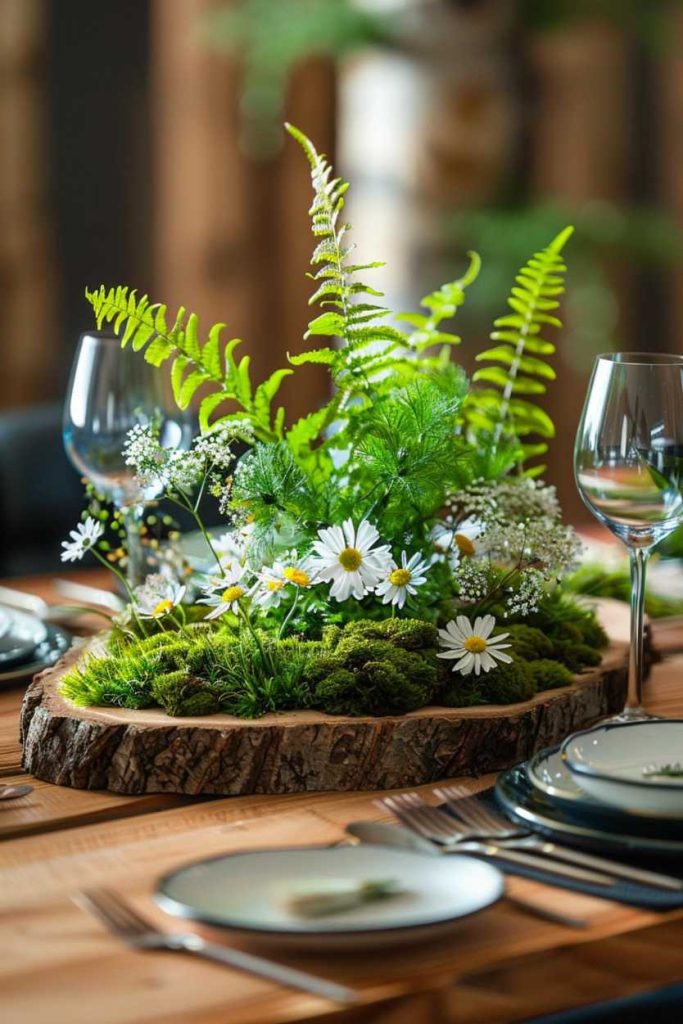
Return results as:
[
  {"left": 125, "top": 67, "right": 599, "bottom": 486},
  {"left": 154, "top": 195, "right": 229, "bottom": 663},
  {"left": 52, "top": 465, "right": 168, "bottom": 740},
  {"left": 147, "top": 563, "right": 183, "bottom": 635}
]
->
[
  {"left": 63, "top": 330, "right": 193, "bottom": 585},
  {"left": 575, "top": 352, "right": 683, "bottom": 718}
]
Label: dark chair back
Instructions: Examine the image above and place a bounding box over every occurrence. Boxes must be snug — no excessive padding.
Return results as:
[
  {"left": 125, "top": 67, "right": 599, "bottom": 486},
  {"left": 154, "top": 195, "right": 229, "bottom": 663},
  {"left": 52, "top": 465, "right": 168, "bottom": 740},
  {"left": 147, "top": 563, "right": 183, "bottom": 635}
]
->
[{"left": 0, "top": 403, "right": 83, "bottom": 576}]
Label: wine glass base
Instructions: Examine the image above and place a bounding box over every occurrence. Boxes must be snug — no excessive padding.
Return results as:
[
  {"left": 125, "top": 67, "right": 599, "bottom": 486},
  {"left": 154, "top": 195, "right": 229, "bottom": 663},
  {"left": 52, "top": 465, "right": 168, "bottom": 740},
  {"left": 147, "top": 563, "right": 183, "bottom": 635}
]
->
[{"left": 601, "top": 708, "right": 661, "bottom": 724}]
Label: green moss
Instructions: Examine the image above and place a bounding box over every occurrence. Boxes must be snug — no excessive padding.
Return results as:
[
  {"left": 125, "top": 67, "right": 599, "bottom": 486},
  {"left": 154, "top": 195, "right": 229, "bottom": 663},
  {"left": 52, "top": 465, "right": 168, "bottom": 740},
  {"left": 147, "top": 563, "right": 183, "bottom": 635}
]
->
[
  {"left": 60, "top": 604, "right": 599, "bottom": 719},
  {"left": 527, "top": 658, "right": 574, "bottom": 691},
  {"left": 328, "top": 617, "right": 438, "bottom": 652},
  {"left": 151, "top": 671, "right": 222, "bottom": 716},
  {"left": 306, "top": 618, "right": 439, "bottom": 716},
  {"left": 552, "top": 641, "right": 602, "bottom": 673},
  {"left": 439, "top": 659, "right": 536, "bottom": 707},
  {"left": 503, "top": 625, "right": 554, "bottom": 661}
]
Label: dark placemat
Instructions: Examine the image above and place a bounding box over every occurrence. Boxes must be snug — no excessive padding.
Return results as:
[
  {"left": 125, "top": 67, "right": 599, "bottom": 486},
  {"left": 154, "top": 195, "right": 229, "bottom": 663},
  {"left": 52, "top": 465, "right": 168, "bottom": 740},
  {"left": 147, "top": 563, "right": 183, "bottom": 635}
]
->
[{"left": 442, "top": 787, "right": 683, "bottom": 911}]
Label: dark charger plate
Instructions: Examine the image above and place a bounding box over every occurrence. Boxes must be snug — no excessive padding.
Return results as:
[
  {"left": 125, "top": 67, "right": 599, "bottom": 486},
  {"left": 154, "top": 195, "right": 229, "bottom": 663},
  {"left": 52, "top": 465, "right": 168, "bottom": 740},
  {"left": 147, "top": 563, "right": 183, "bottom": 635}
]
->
[{"left": 495, "top": 760, "right": 683, "bottom": 860}]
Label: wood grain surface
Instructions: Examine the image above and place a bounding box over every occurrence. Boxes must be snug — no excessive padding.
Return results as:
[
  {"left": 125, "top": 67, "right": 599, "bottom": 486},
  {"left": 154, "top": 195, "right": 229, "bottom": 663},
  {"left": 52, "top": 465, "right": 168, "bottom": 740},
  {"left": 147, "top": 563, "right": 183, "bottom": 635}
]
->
[{"left": 2, "top": 571, "right": 683, "bottom": 1024}]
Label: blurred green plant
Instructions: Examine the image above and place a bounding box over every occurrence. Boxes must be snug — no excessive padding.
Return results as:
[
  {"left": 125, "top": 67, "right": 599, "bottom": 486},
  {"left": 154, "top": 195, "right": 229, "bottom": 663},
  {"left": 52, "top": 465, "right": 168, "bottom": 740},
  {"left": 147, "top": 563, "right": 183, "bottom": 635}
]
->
[
  {"left": 203, "top": 0, "right": 390, "bottom": 154},
  {"left": 449, "top": 203, "right": 682, "bottom": 374}
]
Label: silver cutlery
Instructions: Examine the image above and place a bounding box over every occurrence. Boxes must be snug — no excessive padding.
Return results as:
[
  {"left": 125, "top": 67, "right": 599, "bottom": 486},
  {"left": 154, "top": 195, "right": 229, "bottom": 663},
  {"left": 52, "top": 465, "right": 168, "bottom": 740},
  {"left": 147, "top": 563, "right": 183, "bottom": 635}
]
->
[
  {"left": 0, "top": 783, "right": 33, "bottom": 801},
  {"left": 74, "top": 888, "right": 358, "bottom": 1005},
  {"left": 435, "top": 784, "right": 683, "bottom": 892},
  {"left": 378, "top": 793, "right": 616, "bottom": 887},
  {"left": 346, "top": 820, "right": 589, "bottom": 928}
]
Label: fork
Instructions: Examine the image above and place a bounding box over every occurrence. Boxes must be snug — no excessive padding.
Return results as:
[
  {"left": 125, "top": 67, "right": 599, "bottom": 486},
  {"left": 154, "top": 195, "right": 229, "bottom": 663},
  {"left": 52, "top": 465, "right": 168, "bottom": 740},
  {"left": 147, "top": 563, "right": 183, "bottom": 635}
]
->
[
  {"left": 74, "top": 888, "right": 358, "bottom": 1005},
  {"left": 435, "top": 784, "right": 683, "bottom": 892},
  {"left": 378, "top": 794, "right": 616, "bottom": 886}
]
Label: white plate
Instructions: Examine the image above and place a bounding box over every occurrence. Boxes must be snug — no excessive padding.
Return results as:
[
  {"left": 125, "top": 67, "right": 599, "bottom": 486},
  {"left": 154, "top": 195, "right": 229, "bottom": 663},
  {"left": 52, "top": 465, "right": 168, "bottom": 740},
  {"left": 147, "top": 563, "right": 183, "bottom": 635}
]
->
[
  {"left": 156, "top": 845, "right": 504, "bottom": 951},
  {"left": 562, "top": 721, "right": 683, "bottom": 818},
  {"left": 528, "top": 747, "right": 589, "bottom": 805},
  {"left": 0, "top": 606, "right": 47, "bottom": 666}
]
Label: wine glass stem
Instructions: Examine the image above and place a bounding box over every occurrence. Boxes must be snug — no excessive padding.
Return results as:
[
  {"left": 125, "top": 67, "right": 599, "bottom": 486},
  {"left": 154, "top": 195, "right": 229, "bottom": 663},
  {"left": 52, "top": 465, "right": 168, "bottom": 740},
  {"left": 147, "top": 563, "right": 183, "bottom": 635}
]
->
[
  {"left": 121, "top": 504, "right": 147, "bottom": 589},
  {"left": 625, "top": 545, "right": 650, "bottom": 717}
]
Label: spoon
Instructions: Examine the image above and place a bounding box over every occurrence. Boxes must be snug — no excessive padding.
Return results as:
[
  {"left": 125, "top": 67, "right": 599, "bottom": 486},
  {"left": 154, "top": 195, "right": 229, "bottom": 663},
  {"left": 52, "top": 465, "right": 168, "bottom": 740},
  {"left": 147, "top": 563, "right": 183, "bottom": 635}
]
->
[
  {"left": 0, "top": 784, "right": 33, "bottom": 801},
  {"left": 346, "top": 819, "right": 589, "bottom": 929}
]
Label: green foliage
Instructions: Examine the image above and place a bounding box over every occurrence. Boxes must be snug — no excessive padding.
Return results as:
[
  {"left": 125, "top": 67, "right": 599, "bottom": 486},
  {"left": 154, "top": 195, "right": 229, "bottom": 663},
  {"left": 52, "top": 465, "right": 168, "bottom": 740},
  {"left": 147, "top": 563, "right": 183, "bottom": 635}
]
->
[
  {"left": 306, "top": 617, "right": 439, "bottom": 716},
  {"left": 205, "top": 1, "right": 389, "bottom": 155},
  {"left": 85, "top": 285, "right": 291, "bottom": 441},
  {"left": 527, "top": 659, "right": 574, "bottom": 691},
  {"left": 503, "top": 625, "right": 554, "bottom": 662},
  {"left": 351, "top": 376, "right": 468, "bottom": 536},
  {"left": 566, "top": 562, "right": 683, "bottom": 619},
  {"left": 465, "top": 226, "right": 573, "bottom": 473},
  {"left": 439, "top": 660, "right": 536, "bottom": 708},
  {"left": 284, "top": 124, "right": 479, "bottom": 454}
]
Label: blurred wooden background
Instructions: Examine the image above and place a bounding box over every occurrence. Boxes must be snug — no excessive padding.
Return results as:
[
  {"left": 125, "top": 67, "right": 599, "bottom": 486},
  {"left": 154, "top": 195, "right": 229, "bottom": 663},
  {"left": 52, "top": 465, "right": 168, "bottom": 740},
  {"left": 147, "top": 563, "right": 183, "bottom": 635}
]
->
[{"left": 2, "top": 0, "right": 683, "bottom": 520}]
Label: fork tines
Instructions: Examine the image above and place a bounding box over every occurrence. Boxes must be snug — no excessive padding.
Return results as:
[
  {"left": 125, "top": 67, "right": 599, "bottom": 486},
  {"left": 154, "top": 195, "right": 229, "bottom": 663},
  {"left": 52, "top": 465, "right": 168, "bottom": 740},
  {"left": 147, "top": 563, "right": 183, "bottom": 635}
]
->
[{"left": 75, "top": 888, "right": 154, "bottom": 942}]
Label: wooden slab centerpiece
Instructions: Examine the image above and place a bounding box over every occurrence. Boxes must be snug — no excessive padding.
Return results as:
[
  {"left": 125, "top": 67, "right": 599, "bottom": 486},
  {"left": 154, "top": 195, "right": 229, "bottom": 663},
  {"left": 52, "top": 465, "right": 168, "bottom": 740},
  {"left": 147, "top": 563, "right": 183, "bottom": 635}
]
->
[
  {"left": 20, "top": 601, "right": 632, "bottom": 796},
  {"left": 23, "top": 127, "right": 632, "bottom": 797}
]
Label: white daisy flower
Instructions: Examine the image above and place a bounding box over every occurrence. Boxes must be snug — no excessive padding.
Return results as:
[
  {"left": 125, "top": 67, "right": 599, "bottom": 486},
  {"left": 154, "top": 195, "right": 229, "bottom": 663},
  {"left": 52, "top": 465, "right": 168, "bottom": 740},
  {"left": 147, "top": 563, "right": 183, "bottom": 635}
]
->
[
  {"left": 310, "top": 519, "right": 392, "bottom": 602},
  {"left": 375, "top": 551, "right": 429, "bottom": 609},
  {"left": 252, "top": 569, "right": 288, "bottom": 609},
  {"left": 133, "top": 574, "right": 186, "bottom": 618},
  {"left": 198, "top": 564, "right": 249, "bottom": 619},
  {"left": 430, "top": 516, "right": 481, "bottom": 567},
  {"left": 253, "top": 554, "right": 317, "bottom": 609},
  {"left": 437, "top": 614, "right": 512, "bottom": 676},
  {"left": 60, "top": 516, "right": 105, "bottom": 563}
]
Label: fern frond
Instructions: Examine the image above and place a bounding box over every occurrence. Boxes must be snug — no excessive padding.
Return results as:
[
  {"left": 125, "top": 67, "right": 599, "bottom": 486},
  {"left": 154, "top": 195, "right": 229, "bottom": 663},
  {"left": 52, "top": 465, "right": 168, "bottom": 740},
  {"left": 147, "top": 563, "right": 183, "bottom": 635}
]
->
[
  {"left": 464, "top": 226, "right": 573, "bottom": 471},
  {"left": 85, "top": 285, "right": 291, "bottom": 441},
  {"left": 285, "top": 122, "right": 407, "bottom": 393},
  {"left": 398, "top": 251, "right": 481, "bottom": 354}
]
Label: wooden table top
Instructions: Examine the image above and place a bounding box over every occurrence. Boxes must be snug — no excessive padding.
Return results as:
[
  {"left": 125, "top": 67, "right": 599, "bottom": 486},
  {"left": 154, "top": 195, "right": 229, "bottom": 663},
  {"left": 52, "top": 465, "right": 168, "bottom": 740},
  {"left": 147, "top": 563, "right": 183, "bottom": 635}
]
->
[{"left": 2, "top": 571, "right": 683, "bottom": 1024}]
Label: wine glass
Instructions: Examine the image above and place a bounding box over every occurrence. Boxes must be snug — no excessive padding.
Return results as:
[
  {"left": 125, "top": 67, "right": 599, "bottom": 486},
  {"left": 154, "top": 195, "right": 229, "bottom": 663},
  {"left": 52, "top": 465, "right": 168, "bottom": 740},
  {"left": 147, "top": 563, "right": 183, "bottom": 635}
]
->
[
  {"left": 63, "top": 330, "right": 193, "bottom": 588},
  {"left": 575, "top": 352, "right": 683, "bottom": 720}
]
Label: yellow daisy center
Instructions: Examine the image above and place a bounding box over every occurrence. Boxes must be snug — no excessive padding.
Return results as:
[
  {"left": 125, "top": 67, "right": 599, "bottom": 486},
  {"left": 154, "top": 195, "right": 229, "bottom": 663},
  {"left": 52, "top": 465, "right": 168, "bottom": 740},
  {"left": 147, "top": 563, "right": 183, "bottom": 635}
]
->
[
  {"left": 339, "top": 546, "right": 362, "bottom": 571},
  {"left": 389, "top": 567, "right": 412, "bottom": 587},
  {"left": 152, "top": 598, "right": 173, "bottom": 617},
  {"left": 283, "top": 567, "right": 311, "bottom": 587},
  {"left": 455, "top": 533, "right": 475, "bottom": 557},
  {"left": 464, "top": 635, "right": 487, "bottom": 654},
  {"left": 222, "top": 585, "right": 245, "bottom": 604},
  {"left": 266, "top": 580, "right": 285, "bottom": 592}
]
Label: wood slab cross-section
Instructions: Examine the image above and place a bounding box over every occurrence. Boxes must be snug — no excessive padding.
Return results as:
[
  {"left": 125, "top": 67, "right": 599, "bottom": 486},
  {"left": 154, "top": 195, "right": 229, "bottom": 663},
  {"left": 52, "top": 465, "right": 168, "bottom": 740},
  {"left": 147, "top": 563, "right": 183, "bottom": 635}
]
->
[{"left": 20, "top": 602, "right": 632, "bottom": 797}]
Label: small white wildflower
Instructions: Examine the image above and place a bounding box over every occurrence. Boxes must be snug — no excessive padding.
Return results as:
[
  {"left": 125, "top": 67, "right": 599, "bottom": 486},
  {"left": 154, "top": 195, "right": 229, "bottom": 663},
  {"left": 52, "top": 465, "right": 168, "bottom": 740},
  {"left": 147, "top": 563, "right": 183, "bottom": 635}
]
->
[
  {"left": 453, "top": 560, "right": 491, "bottom": 604},
  {"left": 166, "top": 449, "right": 204, "bottom": 493},
  {"left": 133, "top": 574, "right": 186, "bottom": 618},
  {"left": 60, "top": 517, "right": 105, "bottom": 562},
  {"left": 193, "top": 420, "right": 253, "bottom": 469},
  {"left": 375, "top": 551, "right": 429, "bottom": 609},
  {"left": 505, "top": 568, "right": 545, "bottom": 617},
  {"left": 123, "top": 424, "right": 166, "bottom": 486},
  {"left": 310, "top": 519, "right": 392, "bottom": 602},
  {"left": 253, "top": 553, "right": 317, "bottom": 609},
  {"left": 437, "top": 615, "right": 512, "bottom": 676},
  {"left": 430, "top": 516, "right": 481, "bottom": 568},
  {"left": 198, "top": 564, "right": 249, "bottom": 619}
]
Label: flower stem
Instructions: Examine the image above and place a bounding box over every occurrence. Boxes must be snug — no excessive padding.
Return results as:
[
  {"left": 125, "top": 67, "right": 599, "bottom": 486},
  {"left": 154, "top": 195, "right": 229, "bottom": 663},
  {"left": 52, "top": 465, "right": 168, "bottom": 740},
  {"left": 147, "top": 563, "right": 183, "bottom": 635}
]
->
[
  {"left": 278, "top": 588, "right": 300, "bottom": 640},
  {"left": 89, "top": 547, "right": 148, "bottom": 636}
]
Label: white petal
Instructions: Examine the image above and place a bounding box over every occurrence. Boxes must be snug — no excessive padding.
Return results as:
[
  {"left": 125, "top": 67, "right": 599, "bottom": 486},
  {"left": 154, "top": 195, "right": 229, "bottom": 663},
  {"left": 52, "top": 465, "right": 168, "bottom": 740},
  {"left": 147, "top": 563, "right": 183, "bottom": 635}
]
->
[
  {"left": 356, "top": 519, "right": 380, "bottom": 550},
  {"left": 479, "top": 615, "right": 496, "bottom": 638},
  {"left": 479, "top": 651, "right": 497, "bottom": 673},
  {"left": 342, "top": 518, "right": 356, "bottom": 548},
  {"left": 456, "top": 615, "right": 474, "bottom": 637},
  {"left": 473, "top": 653, "right": 482, "bottom": 676},
  {"left": 455, "top": 653, "right": 474, "bottom": 675},
  {"left": 491, "top": 649, "right": 513, "bottom": 664}
]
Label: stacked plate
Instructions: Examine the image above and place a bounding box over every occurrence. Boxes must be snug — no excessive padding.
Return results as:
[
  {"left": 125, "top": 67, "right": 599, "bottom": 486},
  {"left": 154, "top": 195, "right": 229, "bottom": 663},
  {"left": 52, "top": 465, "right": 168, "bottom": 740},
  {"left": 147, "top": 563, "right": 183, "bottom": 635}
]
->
[
  {"left": 0, "top": 605, "right": 71, "bottom": 689},
  {"left": 496, "top": 720, "right": 683, "bottom": 859}
]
